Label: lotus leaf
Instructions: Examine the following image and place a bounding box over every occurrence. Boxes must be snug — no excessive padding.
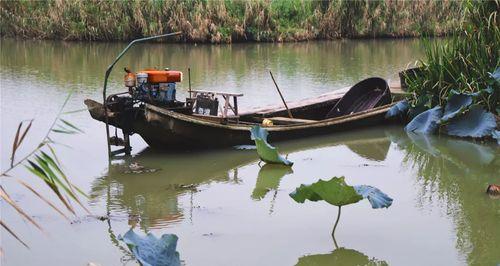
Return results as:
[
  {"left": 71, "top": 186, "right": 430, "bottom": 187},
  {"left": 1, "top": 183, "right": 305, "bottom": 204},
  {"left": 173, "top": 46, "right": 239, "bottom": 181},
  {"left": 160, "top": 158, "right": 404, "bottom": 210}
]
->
[
  {"left": 250, "top": 126, "right": 293, "bottom": 166},
  {"left": 404, "top": 106, "right": 442, "bottom": 134},
  {"left": 440, "top": 93, "right": 472, "bottom": 122},
  {"left": 353, "top": 185, "right": 393, "bottom": 209},
  {"left": 490, "top": 67, "right": 500, "bottom": 82},
  {"left": 290, "top": 177, "right": 362, "bottom": 206},
  {"left": 492, "top": 130, "right": 500, "bottom": 145},
  {"left": 446, "top": 105, "right": 496, "bottom": 138},
  {"left": 119, "top": 229, "right": 180, "bottom": 266},
  {"left": 385, "top": 100, "right": 409, "bottom": 119}
]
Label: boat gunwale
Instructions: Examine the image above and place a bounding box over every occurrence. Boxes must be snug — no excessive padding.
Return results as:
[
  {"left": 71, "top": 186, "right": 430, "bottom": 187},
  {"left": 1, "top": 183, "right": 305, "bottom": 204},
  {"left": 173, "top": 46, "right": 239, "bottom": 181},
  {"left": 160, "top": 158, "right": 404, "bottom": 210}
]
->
[{"left": 145, "top": 102, "right": 395, "bottom": 132}]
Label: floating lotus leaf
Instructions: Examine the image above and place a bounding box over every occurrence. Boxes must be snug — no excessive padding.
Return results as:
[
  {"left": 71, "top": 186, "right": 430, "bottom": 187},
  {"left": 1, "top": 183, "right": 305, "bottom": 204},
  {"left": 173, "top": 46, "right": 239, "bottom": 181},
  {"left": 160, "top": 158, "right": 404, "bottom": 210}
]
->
[
  {"left": 440, "top": 93, "right": 473, "bottom": 122},
  {"left": 404, "top": 106, "right": 442, "bottom": 134},
  {"left": 290, "top": 177, "right": 362, "bottom": 207},
  {"left": 353, "top": 185, "right": 393, "bottom": 209},
  {"left": 446, "top": 105, "right": 497, "bottom": 138},
  {"left": 295, "top": 248, "right": 388, "bottom": 266},
  {"left": 250, "top": 126, "right": 293, "bottom": 166},
  {"left": 385, "top": 100, "right": 409, "bottom": 119},
  {"left": 119, "top": 229, "right": 180, "bottom": 266}
]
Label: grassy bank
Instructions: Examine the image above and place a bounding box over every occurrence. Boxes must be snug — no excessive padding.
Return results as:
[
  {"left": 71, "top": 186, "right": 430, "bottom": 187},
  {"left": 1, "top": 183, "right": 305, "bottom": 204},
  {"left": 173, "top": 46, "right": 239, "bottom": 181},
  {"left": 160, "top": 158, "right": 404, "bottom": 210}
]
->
[
  {"left": 0, "top": 0, "right": 463, "bottom": 43},
  {"left": 406, "top": 0, "right": 499, "bottom": 114}
]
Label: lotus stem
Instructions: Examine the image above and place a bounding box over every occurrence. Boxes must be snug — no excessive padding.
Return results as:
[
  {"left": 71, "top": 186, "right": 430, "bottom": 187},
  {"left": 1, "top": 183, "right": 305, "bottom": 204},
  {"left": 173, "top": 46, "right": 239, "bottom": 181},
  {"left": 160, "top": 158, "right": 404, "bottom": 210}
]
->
[{"left": 332, "top": 206, "right": 341, "bottom": 248}]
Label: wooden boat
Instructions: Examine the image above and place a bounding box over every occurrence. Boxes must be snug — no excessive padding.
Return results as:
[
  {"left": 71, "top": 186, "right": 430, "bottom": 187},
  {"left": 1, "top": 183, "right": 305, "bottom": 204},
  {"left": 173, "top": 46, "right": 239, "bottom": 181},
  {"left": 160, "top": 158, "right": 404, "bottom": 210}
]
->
[{"left": 85, "top": 77, "right": 404, "bottom": 150}]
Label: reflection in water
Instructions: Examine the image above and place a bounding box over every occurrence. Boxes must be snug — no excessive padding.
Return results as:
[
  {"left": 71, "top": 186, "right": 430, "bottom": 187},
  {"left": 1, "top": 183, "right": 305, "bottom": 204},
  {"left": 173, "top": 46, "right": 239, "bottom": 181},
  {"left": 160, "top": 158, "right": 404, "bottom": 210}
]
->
[
  {"left": 388, "top": 130, "right": 500, "bottom": 266},
  {"left": 89, "top": 127, "right": 499, "bottom": 265},
  {"left": 90, "top": 128, "right": 392, "bottom": 231},
  {"left": 90, "top": 148, "right": 254, "bottom": 230},
  {"left": 251, "top": 164, "right": 293, "bottom": 214},
  {"left": 345, "top": 137, "right": 390, "bottom": 162},
  {"left": 296, "top": 247, "right": 387, "bottom": 266}
]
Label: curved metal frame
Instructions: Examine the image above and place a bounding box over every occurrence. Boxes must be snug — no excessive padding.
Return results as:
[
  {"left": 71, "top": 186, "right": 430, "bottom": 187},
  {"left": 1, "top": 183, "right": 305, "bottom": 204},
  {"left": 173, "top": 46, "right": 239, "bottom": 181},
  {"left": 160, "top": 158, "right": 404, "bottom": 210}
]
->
[{"left": 102, "top": 32, "right": 182, "bottom": 158}]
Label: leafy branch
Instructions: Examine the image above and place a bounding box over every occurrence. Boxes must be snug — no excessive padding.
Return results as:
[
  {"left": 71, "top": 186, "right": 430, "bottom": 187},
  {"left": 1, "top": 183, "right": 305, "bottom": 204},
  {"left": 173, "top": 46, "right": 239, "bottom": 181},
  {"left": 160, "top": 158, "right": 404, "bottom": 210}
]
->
[{"left": 0, "top": 92, "right": 89, "bottom": 249}]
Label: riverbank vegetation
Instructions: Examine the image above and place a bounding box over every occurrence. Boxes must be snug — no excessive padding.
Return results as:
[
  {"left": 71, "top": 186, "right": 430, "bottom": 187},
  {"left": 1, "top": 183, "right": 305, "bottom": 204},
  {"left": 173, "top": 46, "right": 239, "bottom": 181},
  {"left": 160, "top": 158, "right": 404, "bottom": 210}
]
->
[
  {"left": 0, "top": 0, "right": 463, "bottom": 43},
  {"left": 400, "top": 0, "right": 499, "bottom": 140},
  {"left": 405, "top": 0, "right": 499, "bottom": 114}
]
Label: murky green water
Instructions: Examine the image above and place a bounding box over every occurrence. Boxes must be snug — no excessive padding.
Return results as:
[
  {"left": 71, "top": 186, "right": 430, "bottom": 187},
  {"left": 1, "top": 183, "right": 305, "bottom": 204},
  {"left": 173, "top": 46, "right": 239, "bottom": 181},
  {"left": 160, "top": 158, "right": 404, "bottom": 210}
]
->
[{"left": 1, "top": 38, "right": 499, "bottom": 266}]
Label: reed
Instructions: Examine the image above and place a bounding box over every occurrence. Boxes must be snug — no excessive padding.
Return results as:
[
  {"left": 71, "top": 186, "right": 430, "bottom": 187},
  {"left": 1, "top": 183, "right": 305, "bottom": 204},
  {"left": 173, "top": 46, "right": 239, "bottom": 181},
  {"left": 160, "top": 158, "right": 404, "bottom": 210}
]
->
[
  {"left": 0, "top": 0, "right": 463, "bottom": 43},
  {"left": 405, "top": 0, "right": 500, "bottom": 113}
]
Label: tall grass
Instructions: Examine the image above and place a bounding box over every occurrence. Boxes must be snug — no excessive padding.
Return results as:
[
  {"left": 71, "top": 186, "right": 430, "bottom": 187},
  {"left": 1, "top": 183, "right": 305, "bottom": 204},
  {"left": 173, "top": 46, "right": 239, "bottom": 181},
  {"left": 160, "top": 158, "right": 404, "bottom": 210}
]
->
[
  {"left": 405, "top": 0, "right": 500, "bottom": 113},
  {"left": 0, "top": 0, "right": 463, "bottom": 43}
]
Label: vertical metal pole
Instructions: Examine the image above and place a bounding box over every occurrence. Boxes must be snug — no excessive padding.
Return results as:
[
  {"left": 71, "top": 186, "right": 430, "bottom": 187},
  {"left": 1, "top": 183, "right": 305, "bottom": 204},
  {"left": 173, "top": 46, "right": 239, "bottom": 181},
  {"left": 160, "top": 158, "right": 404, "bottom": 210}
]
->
[
  {"left": 102, "top": 32, "right": 182, "bottom": 159},
  {"left": 188, "top": 67, "right": 192, "bottom": 98}
]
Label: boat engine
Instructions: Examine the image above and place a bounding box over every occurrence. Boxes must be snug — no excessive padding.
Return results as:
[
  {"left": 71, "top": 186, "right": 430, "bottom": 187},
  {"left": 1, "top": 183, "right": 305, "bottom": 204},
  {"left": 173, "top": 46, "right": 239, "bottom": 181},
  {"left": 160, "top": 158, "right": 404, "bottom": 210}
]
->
[{"left": 124, "top": 68, "right": 183, "bottom": 106}]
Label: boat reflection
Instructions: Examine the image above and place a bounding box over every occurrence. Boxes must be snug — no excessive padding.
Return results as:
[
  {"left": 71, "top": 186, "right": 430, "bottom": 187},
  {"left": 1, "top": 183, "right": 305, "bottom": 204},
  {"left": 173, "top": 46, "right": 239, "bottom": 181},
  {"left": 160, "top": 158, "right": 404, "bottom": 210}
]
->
[{"left": 90, "top": 128, "right": 392, "bottom": 231}]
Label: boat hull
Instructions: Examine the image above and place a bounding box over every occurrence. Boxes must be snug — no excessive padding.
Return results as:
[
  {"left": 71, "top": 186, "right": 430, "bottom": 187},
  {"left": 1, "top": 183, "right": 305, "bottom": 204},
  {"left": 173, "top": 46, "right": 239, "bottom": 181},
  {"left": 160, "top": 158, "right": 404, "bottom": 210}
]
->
[
  {"left": 85, "top": 95, "right": 399, "bottom": 150},
  {"left": 142, "top": 103, "right": 396, "bottom": 149}
]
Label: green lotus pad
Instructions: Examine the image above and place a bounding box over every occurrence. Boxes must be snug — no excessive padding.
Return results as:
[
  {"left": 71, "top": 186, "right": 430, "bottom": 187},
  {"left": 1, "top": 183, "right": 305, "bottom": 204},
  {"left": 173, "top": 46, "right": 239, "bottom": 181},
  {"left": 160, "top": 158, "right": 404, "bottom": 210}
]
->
[{"left": 250, "top": 126, "right": 293, "bottom": 166}]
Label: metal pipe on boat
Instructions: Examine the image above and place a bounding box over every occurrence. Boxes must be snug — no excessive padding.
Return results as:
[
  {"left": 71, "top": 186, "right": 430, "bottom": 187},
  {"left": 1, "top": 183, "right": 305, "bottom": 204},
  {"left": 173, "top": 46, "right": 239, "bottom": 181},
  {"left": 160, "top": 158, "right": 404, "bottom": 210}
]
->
[
  {"left": 102, "top": 31, "right": 182, "bottom": 159},
  {"left": 188, "top": 67, "right": 192, "bottom": 98},
  {"left": 269, "top": 71, "right": 293, "bottom": 118}
]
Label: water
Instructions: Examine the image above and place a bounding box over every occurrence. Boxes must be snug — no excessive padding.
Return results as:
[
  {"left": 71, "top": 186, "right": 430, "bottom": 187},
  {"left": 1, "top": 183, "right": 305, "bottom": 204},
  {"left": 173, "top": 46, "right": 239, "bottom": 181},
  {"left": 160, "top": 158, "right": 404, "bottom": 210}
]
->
[{"left": 1, "top": 38, "right": 499, "bottom": 266}]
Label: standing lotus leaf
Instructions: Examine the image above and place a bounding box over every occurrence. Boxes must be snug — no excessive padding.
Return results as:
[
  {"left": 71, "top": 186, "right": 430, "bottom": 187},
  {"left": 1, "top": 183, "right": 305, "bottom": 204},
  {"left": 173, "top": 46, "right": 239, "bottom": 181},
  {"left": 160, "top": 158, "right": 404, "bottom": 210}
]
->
[
  {"left": 119, "top": 229, "right": 180, "bottom": 266},
  {"left": 353, "top": 185, "right": 393, "bottom": 209},
  {"left": 250, "top": 126, "right": 293, "bottom": 166},
  {"left": 446, "top": 105, "right": 497, "bottom": 138},
  {"left": 490, "top": 67, "right": 500, "bottom": 82},
  {"left": 289, "top": 177, "right": 393, "bottom": 241},
  {"left": 385, "top": 100, "right": 409, "bottom": 119},
  {"left": 289, "top": 177, "right": 363, "bottom": 207},
  {"left": 404, "top": 106, "right": 442, "bottom": 134},
  {"left": 440, "top": 93, "right": 473, "bottom": 122}
]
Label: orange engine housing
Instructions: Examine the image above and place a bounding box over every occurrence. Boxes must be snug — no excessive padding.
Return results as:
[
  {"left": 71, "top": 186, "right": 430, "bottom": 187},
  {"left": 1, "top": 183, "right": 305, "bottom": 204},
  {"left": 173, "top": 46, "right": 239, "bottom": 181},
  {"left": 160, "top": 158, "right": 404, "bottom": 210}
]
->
[{"left": 139, "top": 70, "right": 183, "bottom": 83}]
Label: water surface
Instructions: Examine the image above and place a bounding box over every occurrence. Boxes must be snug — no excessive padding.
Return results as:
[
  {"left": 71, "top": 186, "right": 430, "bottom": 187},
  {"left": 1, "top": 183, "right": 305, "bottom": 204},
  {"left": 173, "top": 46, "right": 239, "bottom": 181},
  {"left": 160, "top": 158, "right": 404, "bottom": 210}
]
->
[{"left": 1, "top": 38, "right": 499, "bottom": 266}]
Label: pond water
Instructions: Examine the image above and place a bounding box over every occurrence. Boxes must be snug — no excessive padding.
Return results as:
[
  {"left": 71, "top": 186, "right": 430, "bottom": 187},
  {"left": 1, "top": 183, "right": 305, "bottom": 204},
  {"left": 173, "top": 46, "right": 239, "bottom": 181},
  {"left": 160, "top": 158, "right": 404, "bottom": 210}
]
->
[{"left": 1, "top": 38, "right": 499, "bottom": 266}]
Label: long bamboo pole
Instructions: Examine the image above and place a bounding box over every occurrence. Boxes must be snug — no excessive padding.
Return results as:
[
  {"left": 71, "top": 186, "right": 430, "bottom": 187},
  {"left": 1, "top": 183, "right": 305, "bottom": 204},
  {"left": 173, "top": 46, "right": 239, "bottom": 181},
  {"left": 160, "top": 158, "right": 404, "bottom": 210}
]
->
[{"left": 269, "top": 71, "right": 293, "bottom": 118}]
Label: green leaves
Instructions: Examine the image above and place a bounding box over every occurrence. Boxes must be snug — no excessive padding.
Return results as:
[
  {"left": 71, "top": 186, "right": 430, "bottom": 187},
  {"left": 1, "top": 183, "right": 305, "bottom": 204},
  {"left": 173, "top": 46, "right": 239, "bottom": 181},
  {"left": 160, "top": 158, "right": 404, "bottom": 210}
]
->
[
  {"left": 250, "top": 126, "right": 293, "bottom": 166},
  {"left": 24, "top": 150, "right": 89, "bottom": 215},
  {"left": 289, "top": 177, "right": 393, "bottom": 209},
  {"left": 51, "top": 119, "right": 84, "bottom": 134},
  {"left": 290, "top": 177, "right": 363, "bottom": 207},
  {"left": 446, "top": 105, "right": 497, "bottom": 138}
]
